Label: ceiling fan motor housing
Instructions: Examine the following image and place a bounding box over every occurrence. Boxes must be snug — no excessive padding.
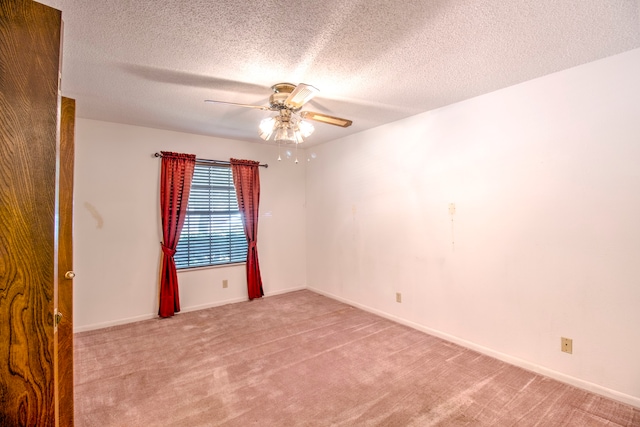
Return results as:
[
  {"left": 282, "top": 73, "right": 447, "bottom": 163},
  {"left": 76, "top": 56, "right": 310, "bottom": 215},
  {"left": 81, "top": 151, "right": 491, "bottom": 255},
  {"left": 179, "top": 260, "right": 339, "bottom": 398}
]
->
[{"left": 269, "top": 83, "right": 297, "bottom": 110}]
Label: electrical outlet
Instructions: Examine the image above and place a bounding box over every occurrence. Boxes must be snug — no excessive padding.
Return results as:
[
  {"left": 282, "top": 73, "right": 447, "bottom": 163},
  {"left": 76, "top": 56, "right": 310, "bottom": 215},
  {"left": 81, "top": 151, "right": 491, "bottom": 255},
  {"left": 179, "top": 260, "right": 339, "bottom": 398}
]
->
[
  {"left": 396, "top": 293, "right": 402, "bottom": 303},
  {"left": 222, "top": 279, "right": 228, "bottom": 289},
  {"left": 561, "top": 337, "right": 572, "bottom": 354}
]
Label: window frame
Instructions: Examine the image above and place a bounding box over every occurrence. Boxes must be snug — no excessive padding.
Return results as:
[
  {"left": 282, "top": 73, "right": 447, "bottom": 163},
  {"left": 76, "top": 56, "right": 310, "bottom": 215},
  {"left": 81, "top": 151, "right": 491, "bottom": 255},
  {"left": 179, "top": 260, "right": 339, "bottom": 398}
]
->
[{"left": 174, "top": 162, "right": 248, "bottom": 270}]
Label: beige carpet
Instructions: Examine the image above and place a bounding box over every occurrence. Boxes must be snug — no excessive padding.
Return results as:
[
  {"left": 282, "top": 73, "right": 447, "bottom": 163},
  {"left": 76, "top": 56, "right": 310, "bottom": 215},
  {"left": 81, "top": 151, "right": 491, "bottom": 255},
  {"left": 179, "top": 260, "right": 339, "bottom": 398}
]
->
[{"left": 74, "top": 290, "right": 640, "bottom": 426}]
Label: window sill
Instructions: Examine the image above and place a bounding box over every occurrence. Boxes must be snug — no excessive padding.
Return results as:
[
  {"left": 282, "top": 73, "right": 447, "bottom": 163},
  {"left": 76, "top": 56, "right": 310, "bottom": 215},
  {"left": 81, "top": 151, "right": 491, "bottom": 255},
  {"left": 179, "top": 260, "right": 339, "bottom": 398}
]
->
[{"left": 177, "top": 262, "right": 246, "bottom": 273}]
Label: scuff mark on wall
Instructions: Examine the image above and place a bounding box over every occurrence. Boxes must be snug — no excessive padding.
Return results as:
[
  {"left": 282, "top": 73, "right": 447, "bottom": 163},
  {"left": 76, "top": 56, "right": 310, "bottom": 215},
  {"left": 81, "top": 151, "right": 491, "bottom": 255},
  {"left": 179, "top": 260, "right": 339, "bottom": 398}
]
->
[{"left": 84, "top": 202, "right": 104, "bottom": 229}]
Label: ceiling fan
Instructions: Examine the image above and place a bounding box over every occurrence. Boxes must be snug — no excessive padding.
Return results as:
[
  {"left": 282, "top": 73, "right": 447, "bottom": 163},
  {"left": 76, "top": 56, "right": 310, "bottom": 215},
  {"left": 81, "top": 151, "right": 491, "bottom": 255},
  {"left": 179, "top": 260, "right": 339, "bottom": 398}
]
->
[{"left": 205, "top": 83, "right": 352, "bottom": 145}]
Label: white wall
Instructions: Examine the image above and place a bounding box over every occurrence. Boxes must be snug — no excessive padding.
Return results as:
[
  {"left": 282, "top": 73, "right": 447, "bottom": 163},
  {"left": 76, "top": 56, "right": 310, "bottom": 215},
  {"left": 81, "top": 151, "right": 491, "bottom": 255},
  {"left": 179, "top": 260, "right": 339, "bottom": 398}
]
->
[
  {"left": 306, "top": 48, "right": 640, "bottom": 406},
  {"left": 73, "top": 48, "right": 640, "bottom": 406},
  {"left": 73, "top": 120, "right": 307, "bottom": 330}
]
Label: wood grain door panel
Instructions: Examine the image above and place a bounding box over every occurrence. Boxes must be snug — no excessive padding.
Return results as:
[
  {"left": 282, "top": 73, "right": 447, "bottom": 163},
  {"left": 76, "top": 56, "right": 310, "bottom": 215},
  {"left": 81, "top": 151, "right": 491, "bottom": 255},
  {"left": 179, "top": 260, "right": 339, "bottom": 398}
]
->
[
  {"left": 58, "top": 96, "right": 76, "bottom": 427},
  {"left": 0, "top": 1, "right": 63, "bottom": 425}
]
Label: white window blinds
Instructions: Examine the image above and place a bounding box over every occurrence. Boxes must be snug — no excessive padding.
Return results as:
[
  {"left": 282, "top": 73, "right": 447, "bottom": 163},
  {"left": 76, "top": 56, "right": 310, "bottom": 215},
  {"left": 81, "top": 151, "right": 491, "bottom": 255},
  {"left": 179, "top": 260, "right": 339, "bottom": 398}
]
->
[{"left": 175, "top": 163, "right": 247, "bottom": 269}]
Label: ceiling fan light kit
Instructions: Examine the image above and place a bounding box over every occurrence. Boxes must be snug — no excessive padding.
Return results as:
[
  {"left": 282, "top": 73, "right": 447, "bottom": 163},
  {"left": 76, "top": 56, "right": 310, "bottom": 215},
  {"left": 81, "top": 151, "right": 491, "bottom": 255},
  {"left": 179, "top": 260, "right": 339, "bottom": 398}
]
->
[
  {"left": 259, "top": 109, "right": 314, "bottom": 143},
  {"left": 205, "top": 82, "right": 352, "bottom": 161}
]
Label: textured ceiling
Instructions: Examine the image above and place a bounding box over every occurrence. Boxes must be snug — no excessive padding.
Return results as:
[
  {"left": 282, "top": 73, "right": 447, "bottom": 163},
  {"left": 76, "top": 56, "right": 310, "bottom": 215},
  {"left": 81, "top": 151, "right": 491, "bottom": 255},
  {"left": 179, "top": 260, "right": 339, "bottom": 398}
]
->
[{"left": 40, "top": 0, "right": 640, "bottom": 146}]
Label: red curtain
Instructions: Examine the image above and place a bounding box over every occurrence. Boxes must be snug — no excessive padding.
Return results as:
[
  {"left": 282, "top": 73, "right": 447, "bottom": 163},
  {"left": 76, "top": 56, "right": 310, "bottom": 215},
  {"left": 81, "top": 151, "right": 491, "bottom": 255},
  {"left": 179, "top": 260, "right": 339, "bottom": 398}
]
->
[
  {"left": 159, "top": 151, "right": 196, "bottom": 317},
  {"left": 230, "top": 158, "right": 264, "bottom": 300}
]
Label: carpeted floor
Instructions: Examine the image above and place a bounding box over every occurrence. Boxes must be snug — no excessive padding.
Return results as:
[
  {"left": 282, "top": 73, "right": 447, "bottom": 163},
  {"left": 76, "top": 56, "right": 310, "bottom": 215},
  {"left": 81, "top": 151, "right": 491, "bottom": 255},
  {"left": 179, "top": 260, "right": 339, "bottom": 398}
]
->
[{"left": 74, "top": 290, "right": 640, "bottom": 426}]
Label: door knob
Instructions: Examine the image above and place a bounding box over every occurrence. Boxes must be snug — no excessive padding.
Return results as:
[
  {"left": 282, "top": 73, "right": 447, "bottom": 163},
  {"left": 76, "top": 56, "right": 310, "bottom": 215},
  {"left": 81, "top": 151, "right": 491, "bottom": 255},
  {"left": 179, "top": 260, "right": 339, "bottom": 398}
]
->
[{"left": 64, "top": 271, "right": 75, "bottom": 279}]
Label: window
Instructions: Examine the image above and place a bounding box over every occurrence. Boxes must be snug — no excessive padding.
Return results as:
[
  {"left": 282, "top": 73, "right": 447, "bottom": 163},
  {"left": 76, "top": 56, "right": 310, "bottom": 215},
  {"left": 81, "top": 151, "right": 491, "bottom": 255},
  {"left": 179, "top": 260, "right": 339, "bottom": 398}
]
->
[{"left": 175, "top": 163, "right": 247, "bottom": 269}]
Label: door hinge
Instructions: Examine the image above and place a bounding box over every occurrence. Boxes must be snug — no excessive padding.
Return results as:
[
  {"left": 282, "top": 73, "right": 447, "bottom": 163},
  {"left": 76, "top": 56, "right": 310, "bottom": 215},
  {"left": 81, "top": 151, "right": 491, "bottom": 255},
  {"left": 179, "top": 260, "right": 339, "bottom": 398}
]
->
[{"left": 54, "top": 310, "right": 63, "bottom": 330}]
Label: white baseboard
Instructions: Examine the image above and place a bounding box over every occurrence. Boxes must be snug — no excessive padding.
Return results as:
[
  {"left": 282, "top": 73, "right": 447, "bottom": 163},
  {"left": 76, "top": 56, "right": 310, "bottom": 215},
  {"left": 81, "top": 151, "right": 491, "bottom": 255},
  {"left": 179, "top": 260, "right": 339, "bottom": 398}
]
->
[
  {"left": 74, "top": 285, "right": 308, "bottom": 333},
  {"left": 308, "top": 286, "right": 640, "bottom": 409},
  {"left": 74, "top": 312, "right": 159, "bottom": 333},
  {"left": 264, "top": 285, "right": 306, "bottom": 297}
]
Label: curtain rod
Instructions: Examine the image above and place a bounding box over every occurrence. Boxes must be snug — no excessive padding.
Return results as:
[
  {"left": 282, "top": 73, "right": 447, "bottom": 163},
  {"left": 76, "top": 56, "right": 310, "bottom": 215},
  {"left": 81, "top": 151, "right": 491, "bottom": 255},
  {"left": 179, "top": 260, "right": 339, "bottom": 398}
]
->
[{"left": 154, "top": 152, "right": 268, "bottom": 168}]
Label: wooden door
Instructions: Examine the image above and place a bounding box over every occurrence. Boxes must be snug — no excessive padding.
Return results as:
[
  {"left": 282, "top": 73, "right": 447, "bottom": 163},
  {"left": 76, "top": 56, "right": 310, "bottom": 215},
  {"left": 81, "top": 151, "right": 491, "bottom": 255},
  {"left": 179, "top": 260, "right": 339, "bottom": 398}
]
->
[
  {"left": 0, "top": 1, "right": 63, "bottom": 425},
  {"left": 57, "top": 97, "right": 76, "bottom": 426}
]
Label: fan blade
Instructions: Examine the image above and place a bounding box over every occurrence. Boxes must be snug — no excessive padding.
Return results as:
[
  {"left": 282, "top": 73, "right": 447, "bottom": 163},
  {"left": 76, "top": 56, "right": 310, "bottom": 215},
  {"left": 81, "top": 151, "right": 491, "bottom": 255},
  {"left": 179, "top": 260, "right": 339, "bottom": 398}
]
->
[
  {"left": 285, "top": 83, "right": 319, "bottom": 109},
  {"left": 300, "top": 111, "right": 353, "bottom": 127},
  {"left": 205, "top": 100, "right": 269, "bottom": 110}
]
